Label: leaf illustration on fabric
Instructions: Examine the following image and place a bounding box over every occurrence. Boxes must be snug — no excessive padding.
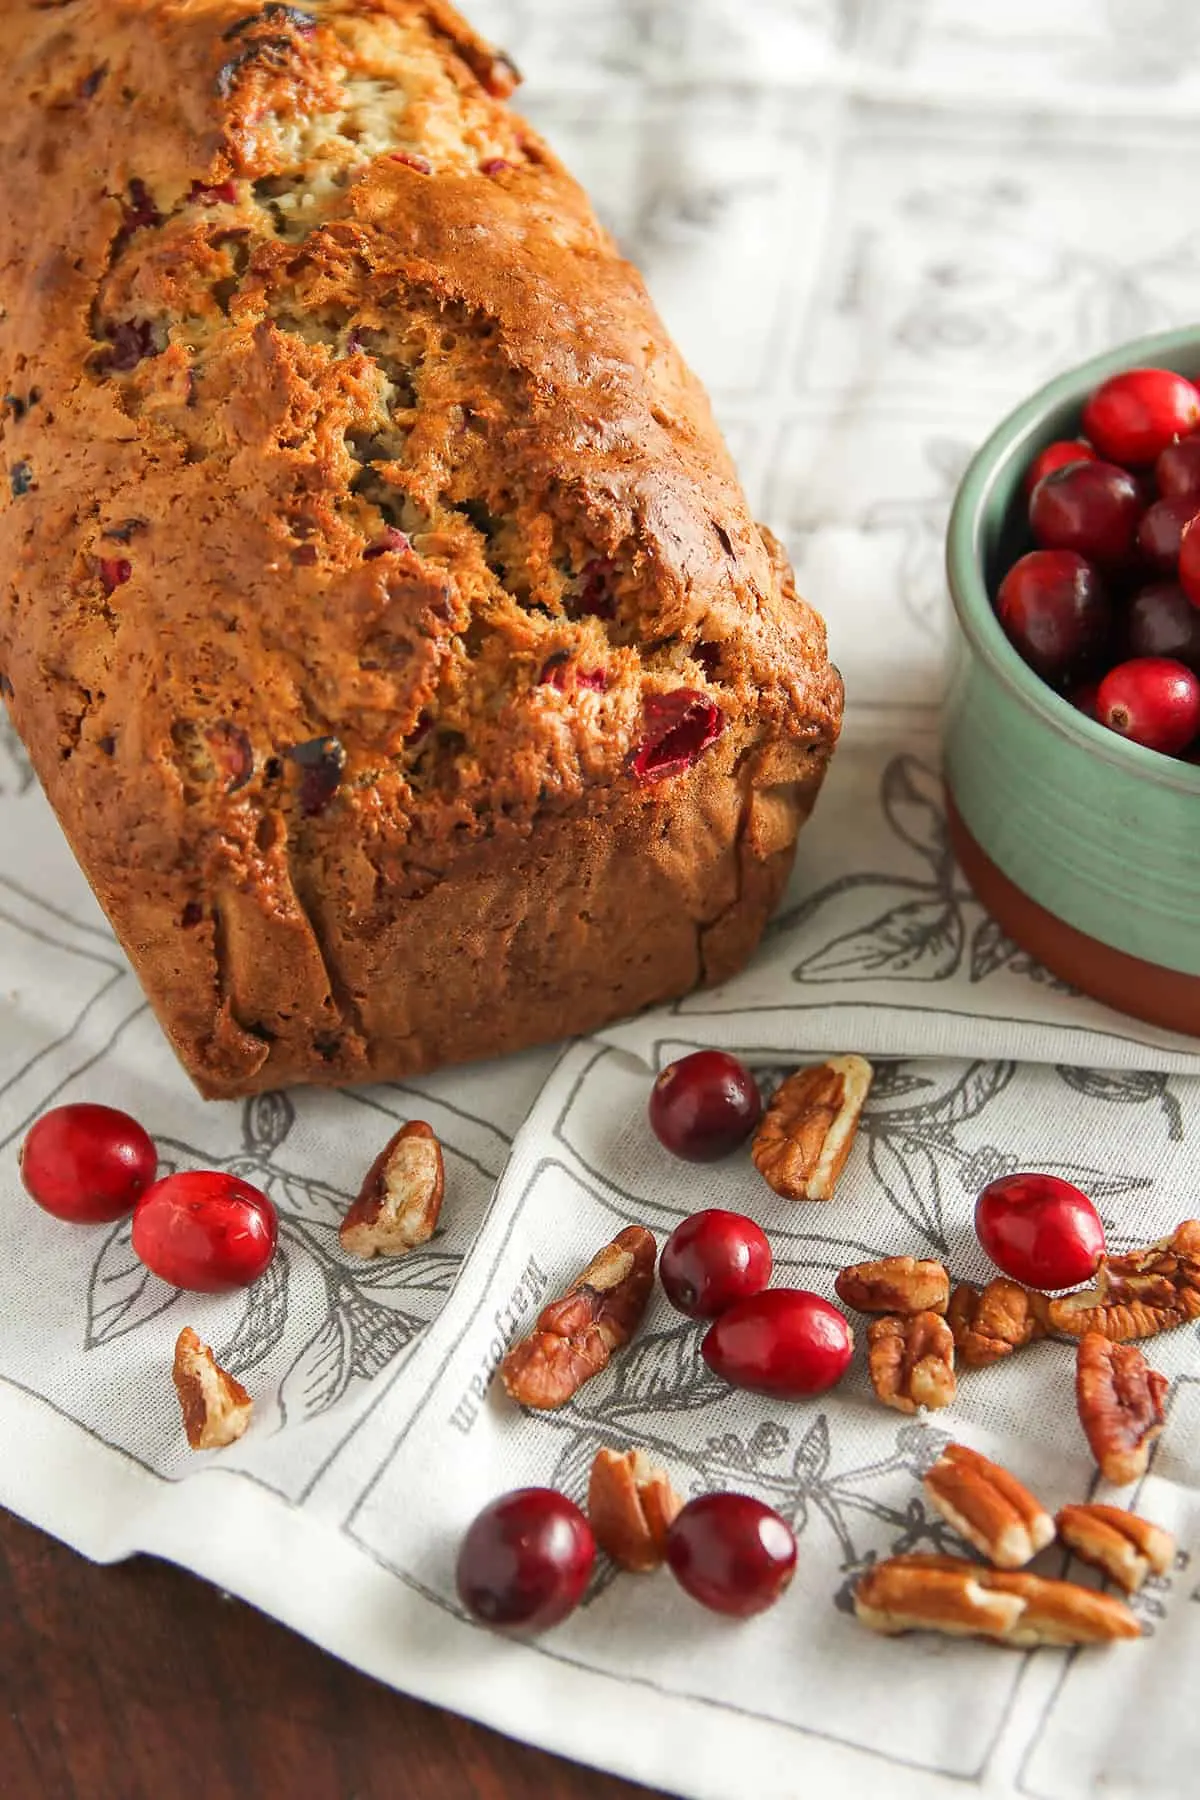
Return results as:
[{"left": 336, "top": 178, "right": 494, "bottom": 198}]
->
[
  {"left": 216, "top": 1245, "right": 290, "bottom": 1375},
  {"left": 881, "top": 756, "right": 949, "bottom": 871},
  {"left": 278, "top": 1308, "right": 355, "bottom": 1424},
  {"left": 867, "top": 1064, "right": 936, "bottom": 1104},
  {"left": 355, "top": 1248, "right": 460, "bottom": 1298},
  {"left": 223, "top": 1158, "right": 348, "bottom": 1230},
  {"left": 600, "top": 1326, "right": 727, "bottom": 1415},
  {"left": 85, "top": 1218, "right": 182, "bottom": 1348},
  {"left": 243, "top": 1090, "right": 295, "bottom": 1158},
  {"left": 551, "top": 1427, "right": 608, "bottom": 1506},
  {"left": 792, "top": 893, "right": 964, "bottom": 985},
  {"left": 792, "top": 1415, "right": 831, "bottom": 1484},
  {"left": 1056, "top": 1068, "right": 1185, "bottom": 1142},
  {"left": 1036, "top": 1161, "right": 1154, "bottom": 1202},
  {"left": 764, "top": 869, "right": 933, "bottom": 943},
  {"left": 905, "top": 1061, "right": 1016, "bottom": 1132},
  {"left": 867, "top": 1135, "right": 946, "bottom": 1250},
  {"left": 346, "top": 1294, "right": 417, "bottom": 1379},
  {"left": 970, "top": 915, "right": 1017, "bottom": 981}
]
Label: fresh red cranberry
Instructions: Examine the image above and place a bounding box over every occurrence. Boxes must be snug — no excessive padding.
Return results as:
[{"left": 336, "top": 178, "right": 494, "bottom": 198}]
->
[
  {"left": 1082, "top": 367, "right": 1200, "bottom": 466},
  {"left": 1136, "top": 495, "right": 1200, "bottom": 572},
  {"left": 20, "top": 1103, "right": 157, "bottom": 1224},
  {"left": 702, "top": 1289, "right": 854, "bottom": 1398},
  {"left": 1156, "top": 433, "right": 1200, "bottom": 503},
  {"left": 131, "top": 1171, "right": 278, "bottom": 1291},
  {"left": 631, "top": 691, "right": 724, "bottom": 783},
  {"left": 648, "top": 1050, "right": 762, "bottom": 1162},
  {"left": 1029, "top": 460, "right": 1142, "bottom": 565},
  {"left": 99, "top": 557, "right": 132, "bottom": 595},
  {"left": 1127, "top": 582, "right": 1200, "bottom": 670},
  {"left": 975, "top": 1173, "right": 1105, "bottom": 1290},
  {"left": 456, "top": 1489, "right": 594, "bottom": 1633},
  {"left": 666, "top": 1493, "right": 796, "bottom": 1618},
  {"left": 1096, "top": 656, "right": 1200, "bottom": 755},
  {"left": 660, "top": 1210, "right": 772, "bottom": 1319},
  {"left": 1023, "top": 438, "right": 1096, "bottom": 495},
  {"left": 994, "top": 550, "right": 1110, "bottom": 683}
]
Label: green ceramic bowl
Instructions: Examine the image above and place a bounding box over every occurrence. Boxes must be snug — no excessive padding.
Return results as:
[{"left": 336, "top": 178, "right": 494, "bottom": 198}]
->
[{"left": 944, "top": 326, "right": 1200, "bottom": 1037}]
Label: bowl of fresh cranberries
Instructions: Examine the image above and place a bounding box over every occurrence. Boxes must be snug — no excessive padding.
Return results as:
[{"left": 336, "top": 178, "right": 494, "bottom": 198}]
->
[{"left": 945, "top": 328, "right": 1200, "bottom": 1036}]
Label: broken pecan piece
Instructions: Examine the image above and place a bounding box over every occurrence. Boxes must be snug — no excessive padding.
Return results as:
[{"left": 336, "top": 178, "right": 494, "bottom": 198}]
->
[
  {"left": 948, "top": 1278, "right": 1051, "bottom": 1367},
  {"left": 854, "top": 1553, "right": 1140, "bottom": 1646},
  {"left": 751, "top": 1055, "right": 872, "bottom": 1201},
  {"left": 924, "top": 1443, "right": 1054, "bottom": 1568},
  {"left": 1076, "top": 1331, "right": 1168, "bottom": 1485},
  {"left": 836, "top": 1255, "right": 950, "bottom": 1316},
  {"left": 499, "top": 1226, "right": 657, "bottom": 1410},
  {"left": 867, "top": 1312, "right": 956, "bottom": 1413},
  {"left": 172, "top": 1327, "right": 253, "bottom": 1450},
  {"left": 339, "top": 1121, "right": 444, "bottom": 1258},
  {"left": 587, "top": 1447, "right": 683, "bottom": 1571},
  {"left": 1057, "top": 1503, "right": 1176, "bottom": 1594},
  {"left": 1049, "top": 1220, "right": 1200, "bottom": 1341}
]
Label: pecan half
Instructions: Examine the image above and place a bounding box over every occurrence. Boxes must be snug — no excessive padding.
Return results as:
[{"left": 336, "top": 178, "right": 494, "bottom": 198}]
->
[
  {"left": 339, "top": 1121, "right": 444, "bottom": 1258},
  {"left": 868, "top": 1312, "right": 956, "bottom": 1413},
  {"left": 499, "top": 1226, "right": 657, "bottom": 1410},
  {"left": 751, "top": 1055, "right": 872, "bottom": 1201},
  {"left": 948, "top": 1278, "right": 1051, "bottom": 1367},
  {"left": 836, "top": 1255, "right": 950, "bottom": 1316},
  {"left": 1049, "top": 1220, "right": 1200, "bottom": 1341},
  {"left": 1076, "top": 1331, "right": 1168, "bottom": 1485},
  {"left": 172, "top": 1327, "right": 253, "bottom": 1450},
  {"left": 1057, "top": 1503, "right": 1176, "bottom": 1594},
  {"left": 854, "top": 1553, "right": 1140, "bottom": 1646},
  {"left": 923, "top": 1443, "right": 1055, "bottom": 1568},
  {"left": 587, "top": 1447, "right": 683, "bottom": 1571}
]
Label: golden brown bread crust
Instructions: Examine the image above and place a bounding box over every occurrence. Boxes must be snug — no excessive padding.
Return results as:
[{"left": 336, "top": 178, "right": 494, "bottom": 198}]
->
[{"left": 0, "top": 0, "right": 841, "bottom": 1097}]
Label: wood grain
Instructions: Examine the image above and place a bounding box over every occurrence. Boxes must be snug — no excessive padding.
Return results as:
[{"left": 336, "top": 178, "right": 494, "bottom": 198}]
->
[{"left": 0, "top": 1509, "right": 664, "bottom": 1800}]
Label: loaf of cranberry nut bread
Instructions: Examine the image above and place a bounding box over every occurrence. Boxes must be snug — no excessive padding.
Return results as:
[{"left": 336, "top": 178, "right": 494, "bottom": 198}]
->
[{"left": 0, "top": 0, "right": 841, "bottom": 1098}]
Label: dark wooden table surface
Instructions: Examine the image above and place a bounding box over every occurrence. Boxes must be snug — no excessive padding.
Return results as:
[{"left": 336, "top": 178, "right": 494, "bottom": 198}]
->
[{"left": 0, "top": 1508, "right": 664, "bottom": 1800}]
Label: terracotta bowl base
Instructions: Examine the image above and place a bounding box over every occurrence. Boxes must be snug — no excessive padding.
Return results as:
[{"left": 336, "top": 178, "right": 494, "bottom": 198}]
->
[{"left": 946, "top": 792, "right": 1200, "bottom": 1041}]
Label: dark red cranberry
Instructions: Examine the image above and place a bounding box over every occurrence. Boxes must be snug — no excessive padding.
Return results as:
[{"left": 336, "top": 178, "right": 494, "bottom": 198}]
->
[
  {"left": 363, "top": 527, "right": 410, "bottom": 559},
  {"left": 115, "top": 179, "right": 161, "bottom": 251},
  {"left": 995, "top": 550, "right": 1110, "bottom": 683},
  {"left": 99, "top": 557, "right": 131, "bottom": 595},
  {"left": 1069, "top": 677, "right": 1100, "bottom": 720},
  {"left": 660, "top": 1210, "right": 772, "bottom": 1319},
  {"left": 97, "top": 318, "right": 163, "bottom": 373},
  {"left": 1096, "top": 656, "right": 1200, "bottom": 755},
  {"left": 181, "top": 901, "right": 204, "bottom": 928},
  {"left": 456, "top": 1489, "right": 594, "bottom": 1633},
  {"left": 569, "top": 558, "right": 617, "bottom": 620},
  {"left": 390, "top": 150, "right": 433, "bottom": 175},
  {"left": 294, "top": 543, "right": 319, "bottom": 566},
  {"left": 1136, "top": 495, "right": 1200, "bottom": 572},
  {"left": 1156, "top": 434, "right": 1200, "bottom": 503},
  {"left": 206, "top": 721, "right": 254, "bottom": 791},
  {"left": 190, "top": 180, "right": 239, "bottom": 205},
  {"left": 702, "top": 1289, "right": 854, "bottom": 1398},
  {"left": 1177, "top": 515, "right": 1200, "bottom": 609},
  {"left": 1023, "top": 438, "right": 1096, "bottom": 494},
  {"left": 480, "top": 158, "right": 511, "bottom": 175},
  {"left": 631, "top": 690, "right": 724, "bottom": 783},
  {"left": 694, "top": 642, "right": 722, "bottom": 679},
  {"left": 1029, "top": 460, "right": 1142, "bottom": 565},
  {"left": 648, "top": 1050, "right": 761, "bottom": 1161},
  {"left": 1126, "top": 582, "right": 1200, "bottom": 670},
  {"left": 132, "top": 1171, "right": 278, "bottom": 1291},
  {"left": 288, "top": 735, "right": 345, "bottom": 814},
  {"left": 20, "top": 1103, "right": 158, "bottom": 1224},
  {"left": 1083, "top": 367, "right": 1200, "bottom": 466},
  {"left": 666, "top": 1494, "right": 797, "bottom": 1618},
  {"left": 540, "top": 658, "right": 607, "bottom": 692},
  {"left": 975, "top": 1173, "right": 1105, "bottom": 1290}
]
